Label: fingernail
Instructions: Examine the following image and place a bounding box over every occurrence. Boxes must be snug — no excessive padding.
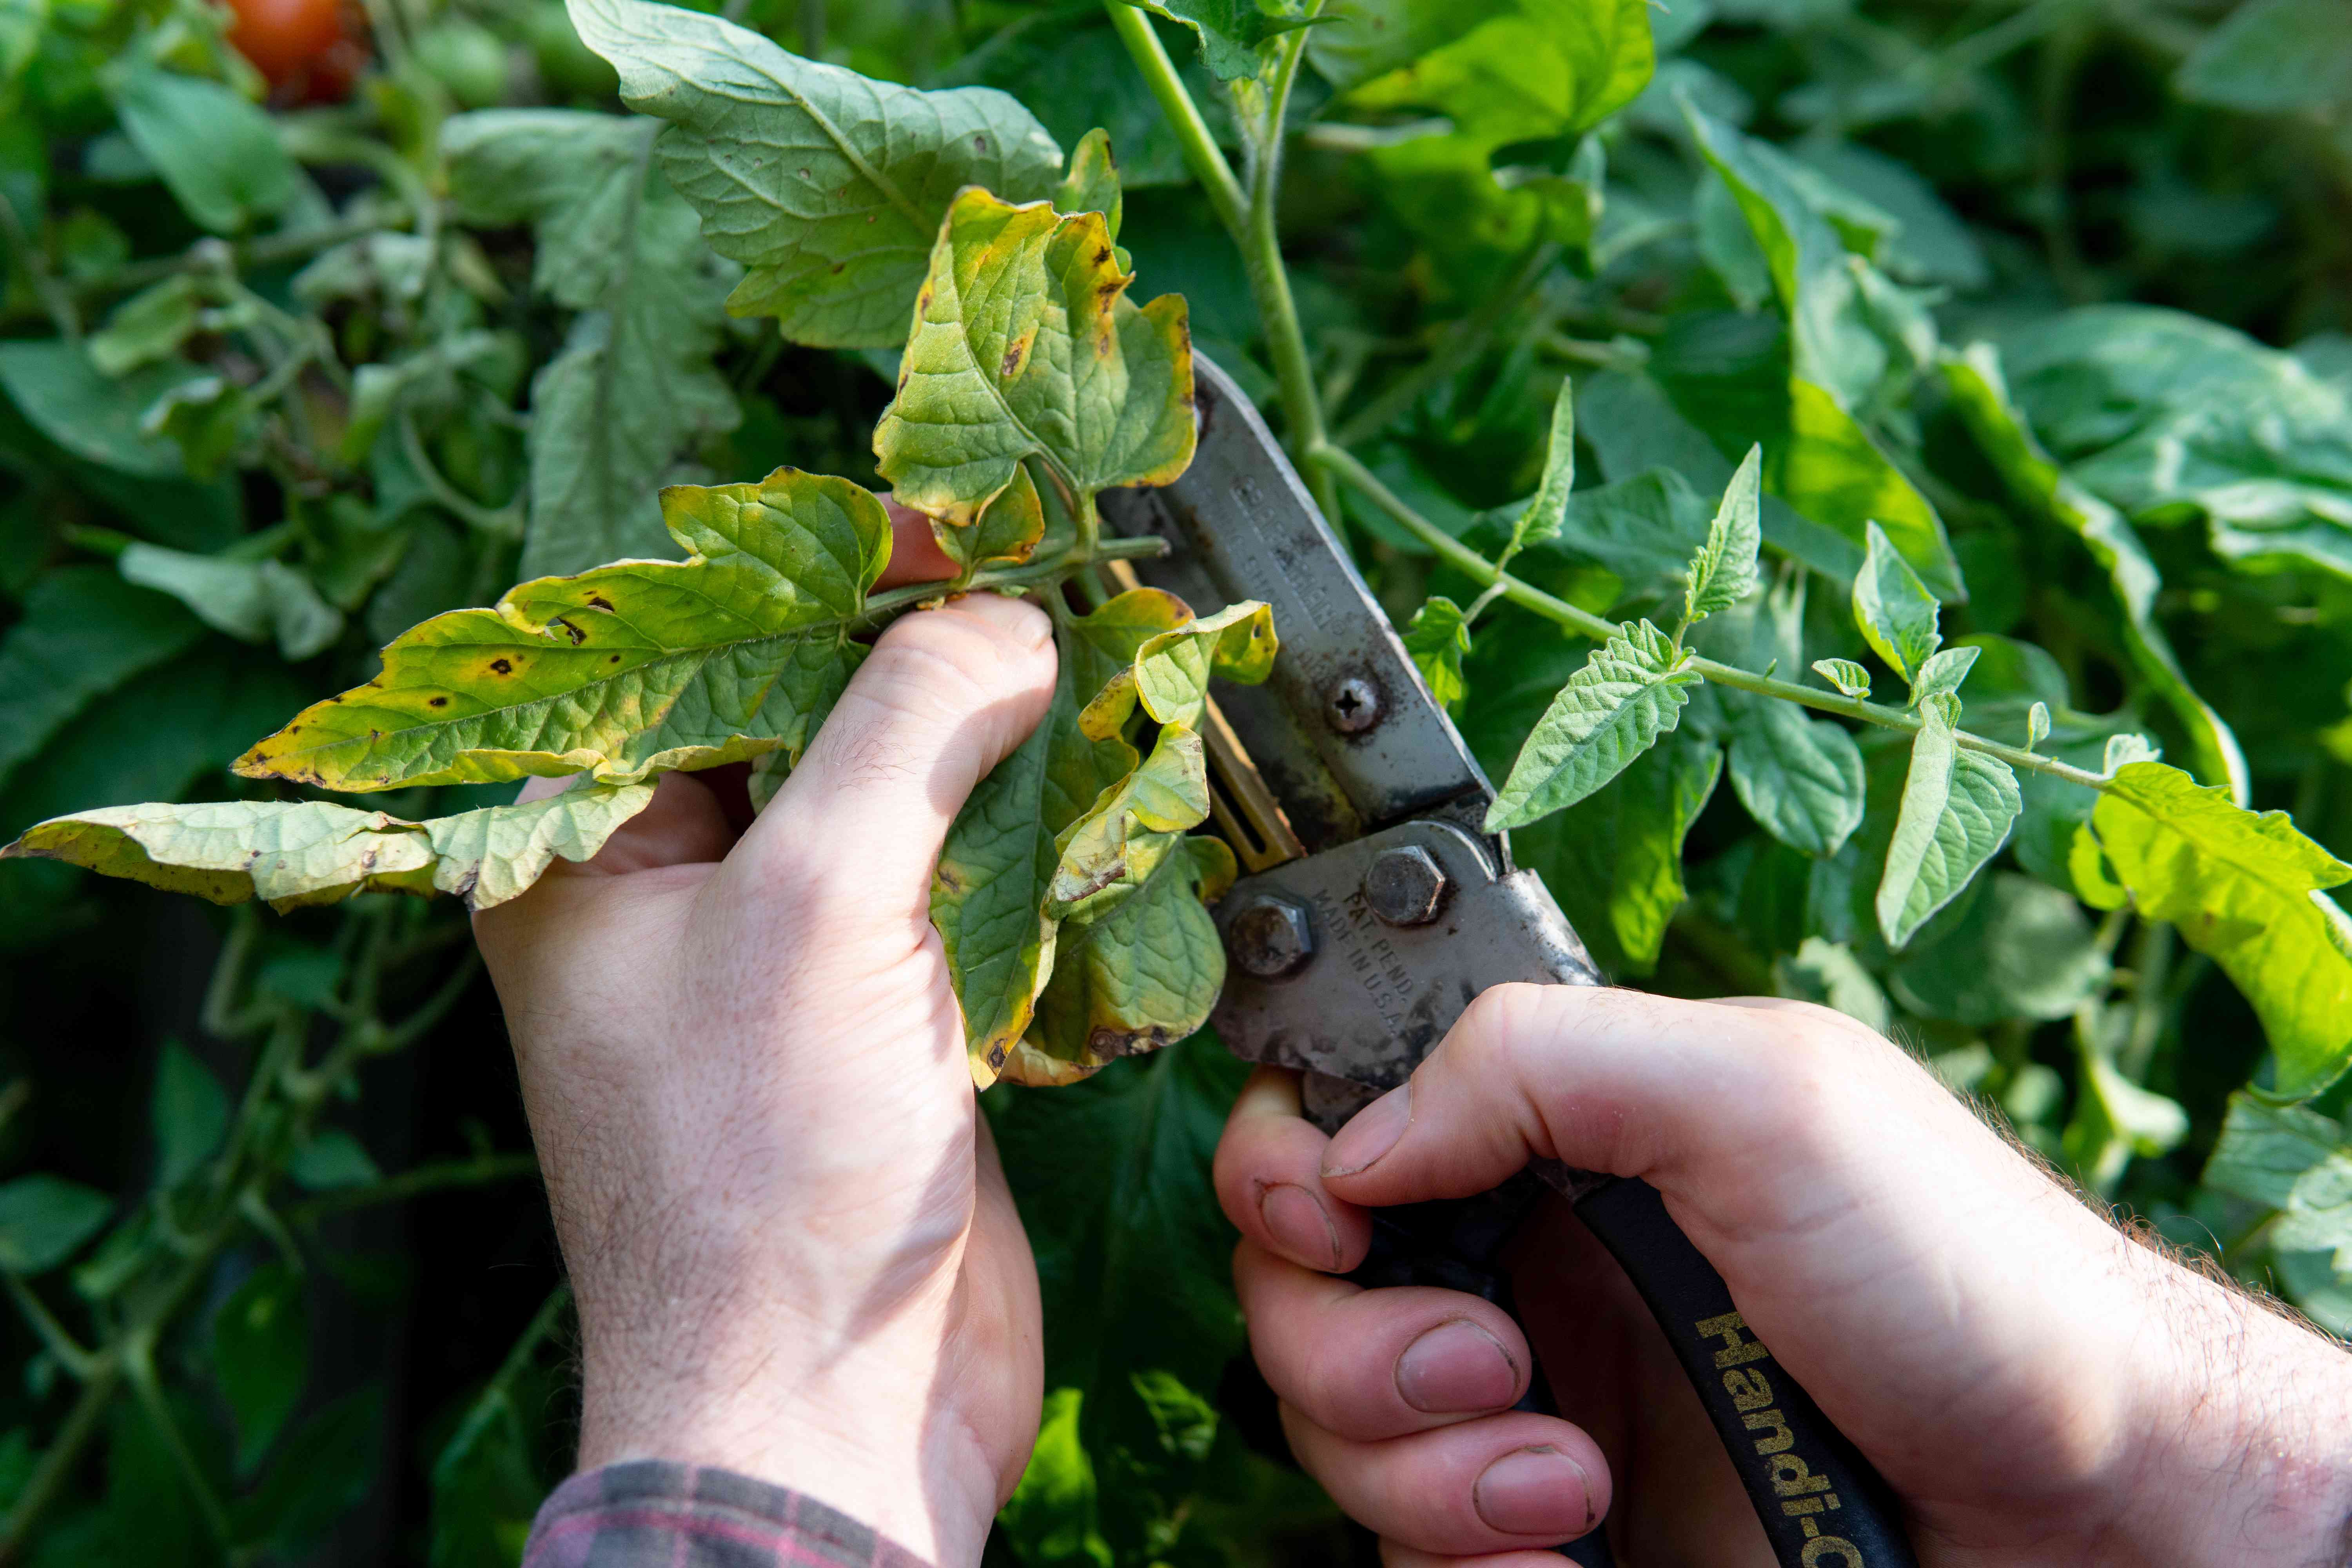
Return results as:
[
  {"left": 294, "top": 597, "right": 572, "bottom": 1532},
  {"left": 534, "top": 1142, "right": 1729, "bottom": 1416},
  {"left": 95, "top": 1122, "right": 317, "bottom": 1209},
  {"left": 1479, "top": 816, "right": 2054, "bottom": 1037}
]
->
[
  {"left": 1474, "top": 1446, "right": 1593, "bottom": 1539},
  {"left": 1396, "top": 1319, "right": 1519, "bottom": 1414},
  {"left": 1322, "top": 1085, "right": 1408, "bottom": 1178},
  {"left": 1258, "top": 1183, "right": 1341, "bottom": 1269}
]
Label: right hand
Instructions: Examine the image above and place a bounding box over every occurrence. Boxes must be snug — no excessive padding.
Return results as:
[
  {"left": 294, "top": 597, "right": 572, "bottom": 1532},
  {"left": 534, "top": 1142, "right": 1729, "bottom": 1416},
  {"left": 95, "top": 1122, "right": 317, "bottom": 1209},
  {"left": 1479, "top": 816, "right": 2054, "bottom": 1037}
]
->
[{"left": 1213, "top": 985, "right": 2352, "bottom": 1566}]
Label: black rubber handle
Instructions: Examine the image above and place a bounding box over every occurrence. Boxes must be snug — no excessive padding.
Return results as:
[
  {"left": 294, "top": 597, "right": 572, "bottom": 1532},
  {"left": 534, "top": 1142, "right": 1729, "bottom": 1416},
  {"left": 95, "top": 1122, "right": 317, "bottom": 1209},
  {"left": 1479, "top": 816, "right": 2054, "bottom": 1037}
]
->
[{"left": 1347, "top": 1174, "right": 1917, "bottom": 1567}]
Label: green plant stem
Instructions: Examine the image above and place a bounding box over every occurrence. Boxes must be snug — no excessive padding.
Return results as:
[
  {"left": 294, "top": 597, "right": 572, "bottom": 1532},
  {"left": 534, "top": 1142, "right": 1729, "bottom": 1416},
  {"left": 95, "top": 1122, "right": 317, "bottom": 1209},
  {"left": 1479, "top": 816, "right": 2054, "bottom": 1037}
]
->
[
  {"left": 1313, "top": 441, "right": 2112, "bottom": 791},
  {"left": 0, "top": 1359, "right": 122, "bottom": 1565},
  {"left": 1102, "top": 5, "right": 1247, "bottom": 235},
  {"left": 288, "top": 1152, "right": 541, "bottom": 1226},
  {"left": 1336, "top": 240, "right": 1560, "bottom": 448},
  {"left": 1240, "top": 19, "right": 1338, "bottom": 522},
  {"left": 0, "top": 192, "right": 79, "bottom": 341},
  {"left": 123, "top": 1343, "right": 232, "bottom": 1546},
  {"left": 436, "top": 1285, "right": 571, "bottom": 1472},
  {"left": 1105, "top": 2, "right": 1338, "bottom": 519},
  {"left": 858, "top": 534, "right": 1167, "bottom": 623}
]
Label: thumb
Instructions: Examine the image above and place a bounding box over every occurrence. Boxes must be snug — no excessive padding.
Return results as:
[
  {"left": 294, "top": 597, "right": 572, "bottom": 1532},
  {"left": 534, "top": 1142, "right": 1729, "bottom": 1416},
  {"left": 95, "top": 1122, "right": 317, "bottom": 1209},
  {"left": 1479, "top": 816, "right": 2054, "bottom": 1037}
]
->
[
  {"left": 730, "top": 592, "right": 1057, "bottom": 914},
  {"left": 1316, "top": 984, "right": 1923, "bottom": 1232}
]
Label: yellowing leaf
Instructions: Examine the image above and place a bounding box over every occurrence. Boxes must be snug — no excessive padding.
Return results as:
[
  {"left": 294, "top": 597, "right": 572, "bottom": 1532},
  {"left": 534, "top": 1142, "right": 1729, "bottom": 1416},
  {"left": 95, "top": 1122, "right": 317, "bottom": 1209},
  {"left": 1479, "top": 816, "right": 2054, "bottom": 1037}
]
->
[
  {"left": 234, "top": 468, "right": 890, "bottom": 792},
  {"left": 2092, "top": 761, "right": 2352, "bottom": 1098},
  {"left": 874, "top": 189, "right": 1195, "bottom": 532},
  {"left": 1049, "top": 724, "right": 1211, "bottom": 922},
  {"left": 1, "top": 786, "right": 654, "bottom": 913},
  {"left": 1078, "top": 600, "right": 1276, "bottom": 739},
  {"left": 1486, "top": 619, "right": 1699, "bottom": 831},
  {"left": 1004, "top": 836, "right": 1237, "bottom": 1086}
]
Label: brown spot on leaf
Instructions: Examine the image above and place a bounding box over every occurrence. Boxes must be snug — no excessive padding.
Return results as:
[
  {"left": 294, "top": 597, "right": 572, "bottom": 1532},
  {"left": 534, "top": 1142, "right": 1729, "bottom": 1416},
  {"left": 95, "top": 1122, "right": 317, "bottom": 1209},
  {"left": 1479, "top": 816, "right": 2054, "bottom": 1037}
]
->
[
  {"left": 491, "top": 659, "right": 513, "bottom": 674},
  {"left": 554, "top": 617, "right": 586, "bottom": 646},
  {"left": 1000, "top": 341, "right": 1025, "bottom": 377},
  {"left": 429, "top": 696, "right": 448, "bottom": 708},
  {"left": 587, "top": 594, "right": 615, "bottom": 612},
  {"left": 1093, "top": 247, "right": 1110, "bottom": 266},
  {"left": 609, "top": 653, "right": 622, "bottom": 664},
  {"left": 973, "top": 135, "right": 987, "bottom": 153}
]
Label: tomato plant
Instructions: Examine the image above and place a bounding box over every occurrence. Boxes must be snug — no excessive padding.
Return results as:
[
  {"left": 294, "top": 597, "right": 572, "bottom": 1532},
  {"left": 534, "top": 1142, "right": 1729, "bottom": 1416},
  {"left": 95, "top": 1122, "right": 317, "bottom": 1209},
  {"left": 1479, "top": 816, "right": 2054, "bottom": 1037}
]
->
[{"left": 1, "top": 0, "right": 2350, "bottom": 1561}]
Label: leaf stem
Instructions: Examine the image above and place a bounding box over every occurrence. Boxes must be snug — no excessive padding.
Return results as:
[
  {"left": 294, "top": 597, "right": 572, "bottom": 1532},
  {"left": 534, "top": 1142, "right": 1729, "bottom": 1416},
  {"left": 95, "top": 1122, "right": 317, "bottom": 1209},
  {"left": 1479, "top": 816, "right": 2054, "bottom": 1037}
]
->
[
  {"left": 0, "top": 1359, "right": 122, "bottom": 1564},
  {"left": 287, "top": 1152, "right": 541, "bottom": 1227},
  {"left": 858, "top": 534, "right": 1167, "bottom": 623},
  {"left": 1102, "top": 5, "right": 1247, "bottom": 235},
  {"left": 1311, "top": 441, "right": 2111, "bottom": 791}
]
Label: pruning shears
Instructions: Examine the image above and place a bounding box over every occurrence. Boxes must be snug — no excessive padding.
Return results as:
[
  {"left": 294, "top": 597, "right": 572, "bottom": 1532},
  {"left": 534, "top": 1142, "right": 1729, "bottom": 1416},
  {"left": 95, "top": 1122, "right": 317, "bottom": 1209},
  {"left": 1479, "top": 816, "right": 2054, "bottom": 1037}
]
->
[{"left": 1100, "top": 357, "right": 1918, "bottom": 1568}]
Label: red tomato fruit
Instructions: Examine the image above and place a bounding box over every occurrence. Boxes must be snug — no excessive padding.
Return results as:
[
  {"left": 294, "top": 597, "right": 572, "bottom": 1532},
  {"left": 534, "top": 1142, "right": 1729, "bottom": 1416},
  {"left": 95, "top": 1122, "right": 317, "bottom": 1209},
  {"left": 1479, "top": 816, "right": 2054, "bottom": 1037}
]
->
[{"left": 227, "top": 0, "right": 369, "bottom": 104}]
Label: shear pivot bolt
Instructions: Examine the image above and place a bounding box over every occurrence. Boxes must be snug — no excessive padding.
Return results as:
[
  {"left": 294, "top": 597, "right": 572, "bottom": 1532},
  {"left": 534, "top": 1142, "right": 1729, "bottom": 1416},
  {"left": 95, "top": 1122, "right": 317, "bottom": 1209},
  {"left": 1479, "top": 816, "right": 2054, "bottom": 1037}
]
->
[
  {"left": 1325, "top": 675, "right": 1382, "bottom": 735},
  {"left": 1229, "top": 895, "right": 1314, "bottom": 978},
  {"left": 1364, "top": 845, "right": 1448, "bottom": 926}
]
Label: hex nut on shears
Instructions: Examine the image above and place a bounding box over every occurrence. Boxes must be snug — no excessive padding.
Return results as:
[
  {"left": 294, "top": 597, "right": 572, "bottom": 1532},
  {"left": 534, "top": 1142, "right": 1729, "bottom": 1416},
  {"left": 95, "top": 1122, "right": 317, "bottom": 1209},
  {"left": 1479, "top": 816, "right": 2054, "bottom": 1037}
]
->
[
  {"left": 1363, "top": 845, "right": 1449, "bottom": 927},
  {"left": 1228, "top": 894, "right": 1314, "bottom": 978}
]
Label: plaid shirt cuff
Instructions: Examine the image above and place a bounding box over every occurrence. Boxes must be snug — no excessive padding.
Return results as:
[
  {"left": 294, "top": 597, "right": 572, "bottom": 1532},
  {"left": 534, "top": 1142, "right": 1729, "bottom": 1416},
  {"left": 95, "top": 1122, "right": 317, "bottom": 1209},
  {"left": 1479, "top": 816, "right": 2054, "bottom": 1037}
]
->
[{"left": 523, "top": 1461, "right": 935, "bottom": 1568}]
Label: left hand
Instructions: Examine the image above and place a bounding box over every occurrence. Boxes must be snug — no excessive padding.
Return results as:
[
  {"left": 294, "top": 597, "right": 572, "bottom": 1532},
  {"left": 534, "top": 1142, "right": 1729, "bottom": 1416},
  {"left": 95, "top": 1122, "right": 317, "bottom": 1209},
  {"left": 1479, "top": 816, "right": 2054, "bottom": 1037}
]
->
[{"left": 472, "top": 508, "right": 1054, "bottom": 1567}]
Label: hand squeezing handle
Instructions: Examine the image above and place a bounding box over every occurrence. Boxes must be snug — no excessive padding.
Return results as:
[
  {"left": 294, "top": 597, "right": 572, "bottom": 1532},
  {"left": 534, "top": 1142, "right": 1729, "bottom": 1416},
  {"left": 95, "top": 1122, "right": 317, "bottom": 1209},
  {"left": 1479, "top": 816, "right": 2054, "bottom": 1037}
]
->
[{"left": 1303, "top": 1083, "right": 1918, "bottom": 1568}]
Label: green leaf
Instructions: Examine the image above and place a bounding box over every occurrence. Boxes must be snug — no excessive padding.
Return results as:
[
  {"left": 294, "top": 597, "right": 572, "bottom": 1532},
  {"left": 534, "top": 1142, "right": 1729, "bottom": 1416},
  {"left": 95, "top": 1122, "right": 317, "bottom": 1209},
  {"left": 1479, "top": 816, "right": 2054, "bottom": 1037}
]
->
[
  {"left": 1403, "top": 595, "right": 1470, "bottom": 710},
  {"left": 231, "top": 1384, "right": 385, "bottom": 1551},
  {"left": 2207, "top": 1092, "right": 2347, "bottom": 1212},
  {"left": 1346, "top": 0, "right": 1654, "bottom": 143},
  {"left": 934, "top": 590, "right": 1177, "bottom": 1085},
  {"left": 1681, "top": 107, "right": 1962, "bottom": 595},
  {"left": 1345, "top": 0, "right": 1650, "bottom": 278},
  {"left": 943, "top": 22, "right": 1190, "bottom": 191},
  {"left": 0, "top": 567, "right": 203, "bottom": 793},
  {"left": 1011, "top": 835, "right": 1237, "bottom": 1086},
  {"left": 1054, "top": 127, "right": 1125, "bottom": 250},
  {"left": 143, "top": 374, "right": 251, "bottom": 481},
  {"left": 1682, "top": 444, "right": 1763, "bottom": 622},
  {"left": 1306, "top": 0, "right": 1514, "bottom": 92},
  {"left": 1851, "top": 520, "right": 1940, "bottom": 682},
  {"left": 874, "top": 189, "right": 1195, "bottom": 531},
  {"left": 1514, "top": 467, "right": 1714, "bottom": 609},
  {"left": 1773, "top": 936, "right": 1890, "bottom": 1034},
  {"left": 1516, "top": 728, "right": 1719, "bottom": 975},
  {"left": 2, "top": 785, "right": 655, "bottom": 913},
  {"left": 288, "top": 1130, "right": 381, "bottom": 1191},
  {"left": 430, "top": 1294, "right": 570, "bottom": 1568},
  {"left": 0, "top": 1175, "right": 111, "bottom": 1273},
  {"left": 567, "top": 0, "right": 1063, "bottom": 348},
  {"left": 1939, "top": 343, "right": 2250, "bottom": 800},
  {"left": 87, "top": 276, "right": 202, "bottom": 378},
  {"left": 118, "top": 545, "right": 344, "bottom": 662},
  {"left": 1501, "top": 379, "right": 1576, "bottom": 562},
  {"left": 2091, "top": 761, "right": 2352, "bottom": 1098},
  {"left": 1123, "top": 0, "right": 1322, "bottom": 80},
  {"left": 211, "top": 1263, "right": 309, "bottom": 1475},
  {"left": 444, "top": 110, "right": 739, "bottom": 578},
  {"left": 2025, "top": 701, "right": 2051, "bottom": 752},
  {"left": 0, "top": 0, "right": 45, "bottom": 90},
  {"left": 151, "top": 1041, "right": 228, "bottom": 1190},
  {"left": 237, "top": 470, "right": 889, "bottom": 791},
  {"left": 1889, "top": 872, "right": 2110, "bottom": 1025},
  {"left": 1812, "top": 658, "right": 1870, "bottom": 699},
  {"left": 983, "top": 1036, "right": 1250, "bottom": 1559},
  {"left": 1727, "top": 693, "right": 1864, "bottom": 858},
  {"left": 2175, "top": 0, "right": 2352, "bottom": 114},
  {"left": 1875, "top": 700, "right": 2020, "bottom": 948},
  {"left": 107, "top": 65, "right": 299, "bottom": 234},
  {"left": 1906, "top": 645, "right": 1978, "bottom": 708},
  {"left": 999, "top": 1387, "right": 1114, "bottom": 1568},
  {"left": 0, "top": 339, "right": 205, "bottom": 477},
  {"left": 1486, "top": 619, "right": 1701, "bottom": 831}
]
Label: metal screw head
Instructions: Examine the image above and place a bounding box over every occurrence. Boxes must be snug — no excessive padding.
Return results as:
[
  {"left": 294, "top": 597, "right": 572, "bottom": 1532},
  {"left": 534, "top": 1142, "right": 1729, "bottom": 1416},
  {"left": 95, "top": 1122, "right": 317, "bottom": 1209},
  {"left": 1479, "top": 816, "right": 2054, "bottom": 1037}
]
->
[
  {"left": 1228, "top": 895, "right": 1314, "bottom": 978},
  {"left": 1326, "top": 675, "right": 1382, "bottom": 735},
  {"left": 1363, "top": 844, "right": 1449, "bottom": 926}
]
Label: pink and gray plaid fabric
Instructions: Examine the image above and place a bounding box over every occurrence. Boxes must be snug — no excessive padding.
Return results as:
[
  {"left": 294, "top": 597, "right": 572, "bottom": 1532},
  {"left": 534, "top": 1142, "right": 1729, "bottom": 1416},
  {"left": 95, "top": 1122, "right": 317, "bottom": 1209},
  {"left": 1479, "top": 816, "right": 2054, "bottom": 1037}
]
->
[{"left": 523, "top": 1463, "right": 933, "bottom": 1568}]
